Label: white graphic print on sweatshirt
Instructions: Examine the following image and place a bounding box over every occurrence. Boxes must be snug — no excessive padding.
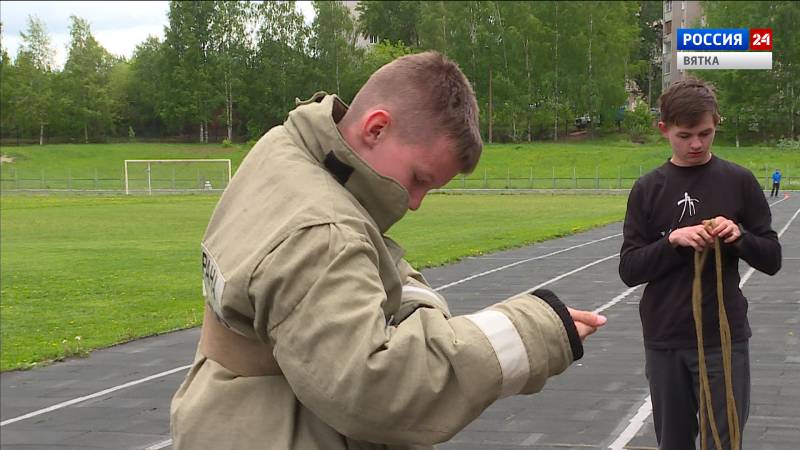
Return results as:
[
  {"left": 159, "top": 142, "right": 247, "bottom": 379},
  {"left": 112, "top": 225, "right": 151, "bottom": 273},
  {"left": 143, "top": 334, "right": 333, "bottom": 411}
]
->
[{"left": 677, "top": 191, "right": 700, "bottom": 223}]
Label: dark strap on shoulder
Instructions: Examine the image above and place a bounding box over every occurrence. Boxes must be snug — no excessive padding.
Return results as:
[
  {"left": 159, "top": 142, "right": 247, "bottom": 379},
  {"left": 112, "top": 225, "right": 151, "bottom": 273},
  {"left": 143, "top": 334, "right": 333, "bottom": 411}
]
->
[
  {"left": 200, "top": 305, "right": 282, "bottom": 376},
  {"left": 324, "top": 152, "right": 354, "bottom": 185}
]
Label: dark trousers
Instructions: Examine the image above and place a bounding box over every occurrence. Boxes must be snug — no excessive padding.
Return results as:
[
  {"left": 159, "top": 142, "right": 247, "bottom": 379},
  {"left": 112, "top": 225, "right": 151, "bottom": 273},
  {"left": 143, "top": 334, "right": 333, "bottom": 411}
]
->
[
  {"left": 645, "top": 342, "right": 750, "bottom": 450},
  {"left": 771, "top": 182, "right": 780, "bottom": 197}
]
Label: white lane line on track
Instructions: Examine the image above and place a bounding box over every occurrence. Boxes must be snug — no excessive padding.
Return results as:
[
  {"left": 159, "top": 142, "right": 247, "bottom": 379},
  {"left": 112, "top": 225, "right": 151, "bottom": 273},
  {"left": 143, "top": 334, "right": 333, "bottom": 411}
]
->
[
  {"left": 0, "top": 364, "right": 192, "bottom": 427},
  {"left": 608, "top": 396, "right": 653, "bottom": 450},
  {"left": 434, "top": 233, "right": 622, "bottom": 291},
  {"left": 739, "top": 206, "right": 799, "bottom": 288},
  {"left": 4, "top": 232, "right": 624, "bottom": 435},
  {"left": 144, "top": 439, "right": 174, "bottom": 450},
  {"left": 138, "top": 236, "right": 625, "bottom": 449},
  {"left": 768, "top": 194, "right": 790, "bottom": 207},
  {"left": 608, "top": 202, "right": 798, "bottom": 450},
  {"left": 593, "top": 285, "right": 641, "bottom": 314},
  {"left": 502, "top": 253, "right": 621, "bottom": 300}
]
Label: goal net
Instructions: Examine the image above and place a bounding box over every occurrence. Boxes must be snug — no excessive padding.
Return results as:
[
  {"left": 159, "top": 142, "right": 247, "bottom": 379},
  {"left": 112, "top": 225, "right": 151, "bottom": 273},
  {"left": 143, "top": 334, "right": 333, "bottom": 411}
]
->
[{"left": 124, "top": 159, "right": 232, "bottom": 194}]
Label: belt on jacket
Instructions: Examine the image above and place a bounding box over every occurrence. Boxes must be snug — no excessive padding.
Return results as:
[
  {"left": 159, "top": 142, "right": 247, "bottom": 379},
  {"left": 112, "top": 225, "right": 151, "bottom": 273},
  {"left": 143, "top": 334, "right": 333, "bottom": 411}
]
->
[{"left": 199, "top": 305, "right": 283, "bottom": 376}]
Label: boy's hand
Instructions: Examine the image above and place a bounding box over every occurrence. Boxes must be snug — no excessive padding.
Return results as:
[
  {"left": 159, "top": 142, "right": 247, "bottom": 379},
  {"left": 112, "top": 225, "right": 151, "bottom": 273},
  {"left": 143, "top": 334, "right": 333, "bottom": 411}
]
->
[
  {"left": 709, "top": 216, "right": 741, "bottom": 243},
  {"left": 668, "top": 224, "right": 715, "bottom": 251},
  {"left": 567, "top": 307, "right": 607, "bottom": 341}
]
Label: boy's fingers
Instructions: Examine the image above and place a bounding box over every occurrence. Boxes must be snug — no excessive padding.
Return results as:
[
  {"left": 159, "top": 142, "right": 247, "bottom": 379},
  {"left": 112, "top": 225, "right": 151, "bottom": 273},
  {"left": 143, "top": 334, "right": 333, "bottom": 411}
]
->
[
  {"left": 568, "top": 307, "right": 607, "bottom": 327},
  {"left": 574, "top": 322, "right": 598, "bottom": 341}
]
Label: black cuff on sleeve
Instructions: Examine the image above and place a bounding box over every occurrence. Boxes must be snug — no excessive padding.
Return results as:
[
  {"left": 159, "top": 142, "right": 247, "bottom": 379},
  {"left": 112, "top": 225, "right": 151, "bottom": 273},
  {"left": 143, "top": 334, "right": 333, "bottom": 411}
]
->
[
  {"left": 730, "top": 223, "right": 748, "bottom": 253},
  {"left": 531, "top": 288, "right": 583, "bottom": 361}
]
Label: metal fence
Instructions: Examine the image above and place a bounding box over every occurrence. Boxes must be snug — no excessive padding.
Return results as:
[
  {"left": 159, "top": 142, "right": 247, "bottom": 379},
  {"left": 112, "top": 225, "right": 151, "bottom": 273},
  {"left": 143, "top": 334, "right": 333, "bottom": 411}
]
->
[
  {"left": 0, "top": 167, "right": 795, "bottom": 193},
  {"left": 0, "top": 167, "right": 230, "bottom": 193},
  {"left": 444, "top": 168, "right": 797, "bottom": 192}
]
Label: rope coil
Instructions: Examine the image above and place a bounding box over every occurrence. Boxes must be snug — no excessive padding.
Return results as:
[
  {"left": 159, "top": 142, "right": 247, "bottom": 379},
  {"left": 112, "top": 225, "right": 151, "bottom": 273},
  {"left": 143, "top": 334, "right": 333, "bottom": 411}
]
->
[{"left": 692, "top": 219, "right": 740, "bottom": 450}]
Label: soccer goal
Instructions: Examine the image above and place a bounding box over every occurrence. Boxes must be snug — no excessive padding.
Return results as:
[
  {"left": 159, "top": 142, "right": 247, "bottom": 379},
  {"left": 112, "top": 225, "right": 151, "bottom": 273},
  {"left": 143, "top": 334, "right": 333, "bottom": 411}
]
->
[{"left": 124, "top": 159, "right": 232, "bottom": 195}]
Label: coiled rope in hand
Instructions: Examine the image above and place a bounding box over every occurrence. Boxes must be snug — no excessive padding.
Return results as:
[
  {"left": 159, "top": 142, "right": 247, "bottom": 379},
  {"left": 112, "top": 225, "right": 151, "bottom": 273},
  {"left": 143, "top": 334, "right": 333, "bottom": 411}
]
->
[{"left": 692, "top": 219, "right": 740, "bottom": 450}]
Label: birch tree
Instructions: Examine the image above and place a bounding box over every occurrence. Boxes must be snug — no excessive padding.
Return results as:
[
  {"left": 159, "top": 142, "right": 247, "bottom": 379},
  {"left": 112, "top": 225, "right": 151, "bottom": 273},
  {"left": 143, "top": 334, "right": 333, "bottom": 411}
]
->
[
  {"left": 15, "top": 15, "right": 55, "bottom": 144},
  {"left": 211, "top": 0, "right": 251, "bottom": 142},
  {"left": 311, "top": 1, "right": 362, "bottom": 100}
]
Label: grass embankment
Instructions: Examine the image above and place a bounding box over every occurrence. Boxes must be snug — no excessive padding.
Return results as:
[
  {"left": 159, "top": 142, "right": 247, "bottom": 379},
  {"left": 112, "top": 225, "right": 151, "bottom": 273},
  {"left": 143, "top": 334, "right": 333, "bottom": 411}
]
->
[
  {"left": 0, "top": 193, "right": 626, "bottom": 371},
  {"left": 1, "top": 140, "right": 797, "bottom": 190},
  {"left": 448, "top": 140, "right": 799, "bottom": 189}
]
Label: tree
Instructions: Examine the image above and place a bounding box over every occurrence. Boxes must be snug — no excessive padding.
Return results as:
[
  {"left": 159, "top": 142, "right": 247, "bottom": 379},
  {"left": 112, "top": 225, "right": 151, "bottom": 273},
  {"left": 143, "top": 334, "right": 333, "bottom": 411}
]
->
[
  {"left": 128, "top": 36, "right": 168, "bottom": 138},
  {"left": 356, "top": 1, "right": 421, "bottom": 48},
  {"left": 246, "top": 0, "right": 314, "bottom": 138},
  {"left": 701, "top": 1, "right": 799, "bottom": 144},
  {"left": 210, "top": 1, "right": 251, "bottom": 142},
  {"left": 163, "top": 1, "right": 216, "bottom": 142},
  {"left": 60, "top": 16, "right": 117, "bottom": 143},
  {"left": 107, "top": 60, "right": 133, "bottom": 137},
  {"left": 15, "top": 15, "right": 55, "bottom": 144},
  {"left": 0, "top": 21, "right": 20, "bottom": 141},
  {"left": 311, "top": 1, "right": 362, "bottom": 100},
  {"left": 633, "top": 1, "right": 664, "bottom": 108}
]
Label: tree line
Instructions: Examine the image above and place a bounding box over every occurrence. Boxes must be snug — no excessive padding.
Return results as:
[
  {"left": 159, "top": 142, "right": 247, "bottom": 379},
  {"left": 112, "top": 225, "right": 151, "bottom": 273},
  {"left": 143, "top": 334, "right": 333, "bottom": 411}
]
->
[{"left": 0, "top": 1, "right": 797, "bottom": 145}]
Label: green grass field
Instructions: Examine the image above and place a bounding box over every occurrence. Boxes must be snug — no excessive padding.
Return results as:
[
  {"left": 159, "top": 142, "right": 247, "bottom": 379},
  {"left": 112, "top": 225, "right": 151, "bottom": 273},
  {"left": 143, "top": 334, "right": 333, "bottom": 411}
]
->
[
  {"left": 1, "top": 139, "right": 797, "bottom": 190},
  {"left": 0, "top": 138, "right": 794, "bottom": 371},
  {"left": 0, "top": 193, "right": 626, "bottom": 371},
  {"left": 449, "top": 140, "right": 799, "bottom": 189}
]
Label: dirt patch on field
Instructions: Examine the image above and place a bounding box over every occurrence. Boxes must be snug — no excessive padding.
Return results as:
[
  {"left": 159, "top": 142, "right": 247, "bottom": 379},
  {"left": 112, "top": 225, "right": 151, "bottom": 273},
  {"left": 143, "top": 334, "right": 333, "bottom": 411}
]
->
[{"left": 0, "top": 154, "right": 15, "bottom": 163}]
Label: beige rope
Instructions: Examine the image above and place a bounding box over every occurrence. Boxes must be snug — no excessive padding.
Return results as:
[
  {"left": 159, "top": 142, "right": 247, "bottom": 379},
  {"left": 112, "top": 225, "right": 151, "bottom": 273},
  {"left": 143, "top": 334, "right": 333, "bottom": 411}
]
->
[{"left": 692, "top": 219, "right": 740, "bottom": 450}]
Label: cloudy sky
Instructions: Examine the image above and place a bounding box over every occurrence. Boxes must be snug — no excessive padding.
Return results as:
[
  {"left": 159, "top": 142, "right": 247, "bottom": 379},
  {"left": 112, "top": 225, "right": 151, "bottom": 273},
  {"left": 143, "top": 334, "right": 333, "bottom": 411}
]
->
[{"left": 0, "top": 1, "right": 315, "bottom": 69}]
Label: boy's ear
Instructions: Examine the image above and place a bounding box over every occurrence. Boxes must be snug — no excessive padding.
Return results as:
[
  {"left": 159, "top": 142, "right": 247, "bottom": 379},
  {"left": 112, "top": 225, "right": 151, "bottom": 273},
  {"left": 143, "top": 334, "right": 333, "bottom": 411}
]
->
[
  {"left": 360, "top": 110, "right": 391, "bottom": 149},
  {"left": 657, "top": 121, "right": 669, "bottom": 136}
]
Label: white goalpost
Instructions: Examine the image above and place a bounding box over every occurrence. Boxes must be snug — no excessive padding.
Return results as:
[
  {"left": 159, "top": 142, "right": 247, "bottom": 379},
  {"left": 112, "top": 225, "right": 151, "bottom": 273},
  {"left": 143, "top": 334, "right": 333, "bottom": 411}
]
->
[{"left": 124, "top": 159, "right": 232, "bottom": 195}]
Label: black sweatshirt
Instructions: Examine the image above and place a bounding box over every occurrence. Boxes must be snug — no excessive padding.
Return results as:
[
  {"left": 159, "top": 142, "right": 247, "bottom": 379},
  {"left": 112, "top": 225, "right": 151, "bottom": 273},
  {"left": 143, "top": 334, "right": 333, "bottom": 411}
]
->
[{"left": 619, "top": 155, "right": 781, "bottom": 350}]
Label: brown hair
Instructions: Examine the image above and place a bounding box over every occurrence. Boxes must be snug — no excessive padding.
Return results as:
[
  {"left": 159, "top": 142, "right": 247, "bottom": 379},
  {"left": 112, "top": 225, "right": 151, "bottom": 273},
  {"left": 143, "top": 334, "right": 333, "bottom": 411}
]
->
[
  {"left": 659, "top": 76, "right": 720, "bottom": 127},
  {"left": 347, "top": 51, "right": 482, "bottom": 173}
]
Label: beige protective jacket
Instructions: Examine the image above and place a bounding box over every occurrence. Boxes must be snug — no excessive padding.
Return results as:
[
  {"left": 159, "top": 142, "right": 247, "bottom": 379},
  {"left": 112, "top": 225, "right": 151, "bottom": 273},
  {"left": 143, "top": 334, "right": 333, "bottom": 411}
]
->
[{"left": 170, "top": 93, "right": 583, "bottom": 450}]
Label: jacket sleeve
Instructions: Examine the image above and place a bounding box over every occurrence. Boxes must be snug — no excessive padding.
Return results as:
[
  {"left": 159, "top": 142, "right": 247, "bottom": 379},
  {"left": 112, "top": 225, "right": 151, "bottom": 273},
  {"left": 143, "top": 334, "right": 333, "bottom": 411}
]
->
[
  {"left": 619, "top": 181, "right": 686, "bottom": 286},
  {"left": 250, "top": 223, "right": 578, "bottom": 445},
  {"left": 731, "top": 172, "right": 781, "bottom": 275},
  {"left": 393, "top": 258, "right": 451, "bottom": 323}
]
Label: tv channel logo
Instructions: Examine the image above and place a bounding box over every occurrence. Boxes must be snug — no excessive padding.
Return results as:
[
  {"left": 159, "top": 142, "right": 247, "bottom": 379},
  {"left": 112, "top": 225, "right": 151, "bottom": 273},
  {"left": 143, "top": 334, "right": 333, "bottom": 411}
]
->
[
  {"left": 677, "top": 28, "right": 773, "bottom": 70},
  {"left": 677, "top": 28, "right": 773, "bottom": 51}
]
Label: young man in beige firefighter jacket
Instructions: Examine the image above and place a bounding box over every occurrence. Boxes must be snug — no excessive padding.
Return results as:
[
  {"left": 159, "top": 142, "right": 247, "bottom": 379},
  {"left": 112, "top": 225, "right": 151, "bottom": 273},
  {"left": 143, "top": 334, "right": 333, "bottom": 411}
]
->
[{"left": 171, "top": 51, "right": 607, "bottom": 449}]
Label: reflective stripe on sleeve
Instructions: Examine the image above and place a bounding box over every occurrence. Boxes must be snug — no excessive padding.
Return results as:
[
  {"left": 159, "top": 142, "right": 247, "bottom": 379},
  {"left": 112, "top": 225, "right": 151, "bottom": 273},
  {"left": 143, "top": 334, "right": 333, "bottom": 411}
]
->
[
  {"left": 402, "top": 285, "right": 443, "bottom": 303},
  {"left": 464, "top": 310, "right": 529, "bottom": 398}
]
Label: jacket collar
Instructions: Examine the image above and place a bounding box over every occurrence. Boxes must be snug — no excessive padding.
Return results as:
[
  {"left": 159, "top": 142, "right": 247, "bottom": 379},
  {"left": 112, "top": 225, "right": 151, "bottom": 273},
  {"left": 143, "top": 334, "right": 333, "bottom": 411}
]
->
[{"left": 284, "top": 92, "right": 409, "bottom": 233}]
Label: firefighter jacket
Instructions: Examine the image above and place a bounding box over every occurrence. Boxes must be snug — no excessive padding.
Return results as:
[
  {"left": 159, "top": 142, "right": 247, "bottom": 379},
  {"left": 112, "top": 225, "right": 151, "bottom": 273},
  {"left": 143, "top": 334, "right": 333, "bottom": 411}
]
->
[{"left": 170, "top": 92, "right": 583, "bottom": 449}]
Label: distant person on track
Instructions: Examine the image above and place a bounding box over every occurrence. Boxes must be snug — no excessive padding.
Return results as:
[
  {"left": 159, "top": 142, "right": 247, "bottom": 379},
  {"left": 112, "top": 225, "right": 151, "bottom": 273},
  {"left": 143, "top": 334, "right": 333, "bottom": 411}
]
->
[
  {"left": 170, "top": 51, "right": 607, "bottom": 450},
  {"left": 618, "top": 77, "right": 782, "bottom": 450},
  {"left": 770, "top": 169, "right": 781, "bottom": 197}
]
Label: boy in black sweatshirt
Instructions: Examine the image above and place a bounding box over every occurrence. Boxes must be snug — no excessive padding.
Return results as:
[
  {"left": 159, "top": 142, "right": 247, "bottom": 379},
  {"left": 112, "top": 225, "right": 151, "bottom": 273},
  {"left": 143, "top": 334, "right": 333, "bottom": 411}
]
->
[{"left": 619, "top": 77, "right": 781, "bottom": 450}]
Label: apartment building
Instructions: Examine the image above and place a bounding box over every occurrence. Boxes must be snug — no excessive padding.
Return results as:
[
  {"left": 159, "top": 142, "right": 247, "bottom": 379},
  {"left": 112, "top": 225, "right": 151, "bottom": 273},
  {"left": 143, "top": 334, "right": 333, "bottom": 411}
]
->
[{"left": 662, "top": 0, "right": 704, "bottom": 91}]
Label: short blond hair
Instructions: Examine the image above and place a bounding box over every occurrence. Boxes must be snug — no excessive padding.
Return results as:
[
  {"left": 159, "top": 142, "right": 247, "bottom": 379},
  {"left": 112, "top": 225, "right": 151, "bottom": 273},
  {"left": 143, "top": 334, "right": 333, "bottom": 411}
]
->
[{"left": 347, "top": 51, "right": 482, "bottom": 173}]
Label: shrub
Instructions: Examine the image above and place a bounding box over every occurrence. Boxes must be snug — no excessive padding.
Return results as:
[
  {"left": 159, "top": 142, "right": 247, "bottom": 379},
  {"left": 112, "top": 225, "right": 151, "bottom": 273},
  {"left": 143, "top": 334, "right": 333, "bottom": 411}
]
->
[
  {"left": 623, "top": 101, "right": 656, "bottom": 143},
  {"left": 776, "top": 137, "right": 800, "bottom": 150}
]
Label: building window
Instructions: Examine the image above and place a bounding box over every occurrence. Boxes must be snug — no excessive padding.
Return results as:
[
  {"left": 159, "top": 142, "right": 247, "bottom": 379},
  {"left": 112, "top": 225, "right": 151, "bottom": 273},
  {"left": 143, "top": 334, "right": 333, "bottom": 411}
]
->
[
  {"left": 368, "top": 35, "right": 379, "bottom": 44},
  {"left": 664, "top": 40, "right": 671, "bottom": 54},
  {"left": 664, "top": 61, "right": 671, "bottom": 75},
  {"left": 664, "top": 20, "right": 672, "bottom": 35},
  {"left": 665, "top": 1, "right": 672, "bottom": 13}
]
